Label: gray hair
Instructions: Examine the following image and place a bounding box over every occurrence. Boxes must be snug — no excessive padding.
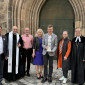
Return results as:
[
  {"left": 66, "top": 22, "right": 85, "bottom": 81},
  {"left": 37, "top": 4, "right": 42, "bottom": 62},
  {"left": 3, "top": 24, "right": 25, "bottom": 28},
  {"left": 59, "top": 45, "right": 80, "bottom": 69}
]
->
[
  {"left": 63, "top": 30, "right": 68, "bottom": 35},
  {"left": 76, "top": 27, "right": 82, "bottom": 31}
]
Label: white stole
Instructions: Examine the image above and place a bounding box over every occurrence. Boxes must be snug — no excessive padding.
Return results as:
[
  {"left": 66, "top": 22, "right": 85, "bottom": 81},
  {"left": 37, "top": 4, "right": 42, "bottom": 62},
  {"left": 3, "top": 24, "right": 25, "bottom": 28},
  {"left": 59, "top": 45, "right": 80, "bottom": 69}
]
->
[{"left": 8, "top": 31, "right": 19, "bottom": 74}]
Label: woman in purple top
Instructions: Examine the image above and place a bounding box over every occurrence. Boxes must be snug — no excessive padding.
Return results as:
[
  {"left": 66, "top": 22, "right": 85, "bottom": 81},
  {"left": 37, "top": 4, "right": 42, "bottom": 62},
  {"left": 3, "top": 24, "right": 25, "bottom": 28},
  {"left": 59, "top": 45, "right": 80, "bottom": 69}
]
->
[{"left": 32, "top": 29, "right": 44, "bottom": 79}]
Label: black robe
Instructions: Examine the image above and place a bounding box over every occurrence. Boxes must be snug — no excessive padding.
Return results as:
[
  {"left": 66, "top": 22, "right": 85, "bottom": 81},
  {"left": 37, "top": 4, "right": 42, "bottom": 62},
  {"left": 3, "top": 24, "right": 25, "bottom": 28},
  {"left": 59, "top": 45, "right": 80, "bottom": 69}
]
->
[
  {"left": 3, "top": 33, "right": 23, "bottom": 81},
  {"left": 71, "top": 36, "right": 85, "bottom": 84}
]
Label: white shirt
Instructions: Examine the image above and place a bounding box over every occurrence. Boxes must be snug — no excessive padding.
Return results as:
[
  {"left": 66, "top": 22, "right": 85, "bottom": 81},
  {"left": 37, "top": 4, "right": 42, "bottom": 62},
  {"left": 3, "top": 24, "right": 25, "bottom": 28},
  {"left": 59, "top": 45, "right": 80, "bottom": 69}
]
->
[
  {"left": 47, "top": 34, "right": 52, "bottom": 51},
  {"left": 0, "top": 36, "right": 3, "bottom": 54},
  {"left": 48, "top": 35, "right": 52, "bottom": 45},
  {"left": 75, "top": 36, "right": 81, "bottom": 42}
]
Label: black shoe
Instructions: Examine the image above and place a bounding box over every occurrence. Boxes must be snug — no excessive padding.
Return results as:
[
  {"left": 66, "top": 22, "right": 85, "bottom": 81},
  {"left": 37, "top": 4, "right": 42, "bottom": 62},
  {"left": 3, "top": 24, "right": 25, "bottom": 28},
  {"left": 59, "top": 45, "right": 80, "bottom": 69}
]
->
[
  {"left": 19, "top": 73, "right": 25, "bottom": 78},
  {"left": 40, "top": 75, "right": 43, "bottom": 78},
  {"left": 37, "top": 73, "right": 41, "bottom": 79},
  {"left": 37, "top": 76, "right": 41, "bottom": 79},
  {"left": 27, "top": 73, "right": 30, "bottom": 77},
  {"left": 41, "top": 77, "right": 47, "bottom": 83},
  {"left": 37, "top": 77, "right": 41, "bottom": 79},
  {"left": 40, "top": 72, "right": 43, "bottom": 78},
  {"left": 48, "top": 77, "right": 52, "bottom": 83}
]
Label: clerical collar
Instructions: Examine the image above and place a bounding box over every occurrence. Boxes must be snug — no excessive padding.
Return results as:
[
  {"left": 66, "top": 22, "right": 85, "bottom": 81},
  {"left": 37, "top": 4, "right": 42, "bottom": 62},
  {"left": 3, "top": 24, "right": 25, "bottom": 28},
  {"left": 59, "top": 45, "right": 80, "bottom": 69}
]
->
[{"left": 75, "top": 36, "right": 81, "bottom": 42}]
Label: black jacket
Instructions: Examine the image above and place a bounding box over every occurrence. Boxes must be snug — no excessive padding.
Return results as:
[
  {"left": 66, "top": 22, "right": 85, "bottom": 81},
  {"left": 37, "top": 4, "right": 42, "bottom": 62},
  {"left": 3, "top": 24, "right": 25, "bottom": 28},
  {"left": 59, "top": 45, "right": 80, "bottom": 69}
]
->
[
  {"left": 1, "top": 35, "right": 8, "bottom": 59},
  {"left": 33, "top": 37, "right": 40, "bottom": 51}
]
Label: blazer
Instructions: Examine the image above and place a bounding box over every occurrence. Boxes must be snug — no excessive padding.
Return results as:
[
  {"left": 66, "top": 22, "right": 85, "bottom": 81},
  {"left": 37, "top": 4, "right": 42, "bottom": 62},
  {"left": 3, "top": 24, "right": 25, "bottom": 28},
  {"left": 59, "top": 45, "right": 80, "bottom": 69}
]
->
[
  {"left": 42, "top": 33, "right": 58, "bottom": 56},
  {"left": 1, "top": 35, "right": 8, "bottom": 59},
  {"left": 33, "top": 37, "right": 40, "bottom": 51}
]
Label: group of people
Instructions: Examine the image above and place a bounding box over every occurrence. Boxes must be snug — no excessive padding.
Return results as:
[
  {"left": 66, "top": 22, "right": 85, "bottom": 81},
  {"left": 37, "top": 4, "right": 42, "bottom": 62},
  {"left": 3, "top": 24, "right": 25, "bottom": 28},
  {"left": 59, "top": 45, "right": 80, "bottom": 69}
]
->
[{"left": 0, "top": 24, "right": 85, "bottom": 85}]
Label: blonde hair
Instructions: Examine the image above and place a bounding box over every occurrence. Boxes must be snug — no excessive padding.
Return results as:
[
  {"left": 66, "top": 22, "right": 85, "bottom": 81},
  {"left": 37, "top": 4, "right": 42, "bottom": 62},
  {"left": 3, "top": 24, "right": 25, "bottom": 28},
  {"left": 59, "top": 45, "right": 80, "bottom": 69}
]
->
[{"left": 35, "top": 29, "right": 44, "bottom": 38}]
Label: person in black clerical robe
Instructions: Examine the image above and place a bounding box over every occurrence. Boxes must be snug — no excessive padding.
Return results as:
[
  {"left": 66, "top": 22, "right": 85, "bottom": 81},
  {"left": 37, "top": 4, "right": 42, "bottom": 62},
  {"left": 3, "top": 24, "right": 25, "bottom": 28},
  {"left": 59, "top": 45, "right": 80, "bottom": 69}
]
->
[
  {"left": 3, "top": 26, "right": 23, "bottom": 81},
  {"left": 71, "top": 27, "right": 85, "bottom": 85}
]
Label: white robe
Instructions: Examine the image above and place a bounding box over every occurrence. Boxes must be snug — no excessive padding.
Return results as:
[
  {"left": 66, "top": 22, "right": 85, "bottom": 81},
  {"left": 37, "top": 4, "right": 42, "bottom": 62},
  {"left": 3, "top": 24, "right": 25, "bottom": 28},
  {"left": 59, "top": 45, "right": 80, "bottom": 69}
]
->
[{"left": 8, "top": 31, "right": 19, "bottom": 74}]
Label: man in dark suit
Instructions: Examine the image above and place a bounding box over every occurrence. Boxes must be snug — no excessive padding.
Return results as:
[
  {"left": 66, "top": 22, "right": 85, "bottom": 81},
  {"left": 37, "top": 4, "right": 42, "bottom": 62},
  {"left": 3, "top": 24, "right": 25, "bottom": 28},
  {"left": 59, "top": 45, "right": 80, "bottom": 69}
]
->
[{"left": 0, "top": 26, "right": 8, "bottom": 85}]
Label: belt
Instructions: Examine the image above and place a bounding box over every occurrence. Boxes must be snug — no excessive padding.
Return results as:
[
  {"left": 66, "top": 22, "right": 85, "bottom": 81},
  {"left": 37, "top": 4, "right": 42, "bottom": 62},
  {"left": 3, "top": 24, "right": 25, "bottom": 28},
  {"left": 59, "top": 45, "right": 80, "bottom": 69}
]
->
[{"left": 23, "top": 48, "right": 32, "bottom": 50}]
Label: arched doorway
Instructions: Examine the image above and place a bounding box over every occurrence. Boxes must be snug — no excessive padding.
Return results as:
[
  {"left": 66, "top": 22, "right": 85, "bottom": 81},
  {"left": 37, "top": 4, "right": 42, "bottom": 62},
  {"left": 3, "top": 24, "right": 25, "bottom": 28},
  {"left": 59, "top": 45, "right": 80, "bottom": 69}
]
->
[
  {"left": 10, "top": 0, "right": 85, "bottom": 36},
  {"left": 39, "top": 0, "right": 75, "bottom": 39}
]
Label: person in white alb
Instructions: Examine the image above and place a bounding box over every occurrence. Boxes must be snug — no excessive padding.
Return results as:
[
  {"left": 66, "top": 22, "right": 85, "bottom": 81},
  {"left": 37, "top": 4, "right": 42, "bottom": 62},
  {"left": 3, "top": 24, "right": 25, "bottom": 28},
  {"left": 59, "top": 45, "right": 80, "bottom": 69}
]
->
[{"left": 3, "top": 26, "right": 23, "bottom": 81}]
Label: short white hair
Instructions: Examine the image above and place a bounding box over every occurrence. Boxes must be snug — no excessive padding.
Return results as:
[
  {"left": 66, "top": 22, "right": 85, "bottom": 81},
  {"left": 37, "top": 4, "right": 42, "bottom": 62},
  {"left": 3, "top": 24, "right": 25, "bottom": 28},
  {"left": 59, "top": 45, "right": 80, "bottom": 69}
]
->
[
  {"left": 35, "top": 29, "right": 44, "bottom": 38},
  {"left": 76, "top": 27, "right": 82, "bottom": 31}
]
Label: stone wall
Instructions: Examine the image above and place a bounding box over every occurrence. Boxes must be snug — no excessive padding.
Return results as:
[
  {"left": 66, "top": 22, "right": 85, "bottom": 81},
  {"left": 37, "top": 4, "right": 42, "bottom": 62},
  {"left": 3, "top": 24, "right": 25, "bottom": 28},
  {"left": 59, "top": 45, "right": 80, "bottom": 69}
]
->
[
  {"left": 0, "top": 0, "right": 8, "bottom": 34},
  {"left": 0, "top": 0, "right": 85, "bottom": 35}
]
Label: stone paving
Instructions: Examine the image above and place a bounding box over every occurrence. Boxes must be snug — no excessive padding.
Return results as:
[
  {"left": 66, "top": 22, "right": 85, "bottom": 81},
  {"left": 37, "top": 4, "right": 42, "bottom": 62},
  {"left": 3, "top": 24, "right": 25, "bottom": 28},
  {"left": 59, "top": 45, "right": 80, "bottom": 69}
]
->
[{"left": 2, "top": 60, "right": 85, "bottom": 85}]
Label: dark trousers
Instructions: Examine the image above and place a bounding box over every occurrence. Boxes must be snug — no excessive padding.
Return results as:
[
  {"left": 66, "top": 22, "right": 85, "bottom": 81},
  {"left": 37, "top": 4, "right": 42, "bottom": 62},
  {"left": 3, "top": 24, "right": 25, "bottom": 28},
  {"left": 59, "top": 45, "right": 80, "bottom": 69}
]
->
[
  {"left": 43, "top": 52, "right": 54, "bottom": 78},
  {"left": 22, "top": 48, "right": 32, "bottom": 76},
  {"left": 63, "top": 70, "right": 68, "bottom": 78},
  {"left": 0, "top": 56, "right": 4, "bottom": 85}
]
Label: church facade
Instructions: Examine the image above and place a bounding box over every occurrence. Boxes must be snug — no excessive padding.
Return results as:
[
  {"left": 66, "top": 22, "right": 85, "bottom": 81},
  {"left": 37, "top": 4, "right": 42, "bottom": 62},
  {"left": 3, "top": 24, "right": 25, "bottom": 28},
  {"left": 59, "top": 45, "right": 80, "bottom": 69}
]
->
[{"left": 0, "top": 0, "right": 85, "bottom": 39}]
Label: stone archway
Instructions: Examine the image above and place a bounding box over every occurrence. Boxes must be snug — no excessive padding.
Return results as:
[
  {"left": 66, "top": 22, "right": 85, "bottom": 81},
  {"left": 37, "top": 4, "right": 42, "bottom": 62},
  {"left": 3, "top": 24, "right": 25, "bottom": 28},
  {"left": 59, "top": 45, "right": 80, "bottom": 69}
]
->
[
  {"left": 39, "top": 0, "right": 75, "bottom": 39},
  {"left": 8, "top": 0, "right": 85, "bottom": 35}
]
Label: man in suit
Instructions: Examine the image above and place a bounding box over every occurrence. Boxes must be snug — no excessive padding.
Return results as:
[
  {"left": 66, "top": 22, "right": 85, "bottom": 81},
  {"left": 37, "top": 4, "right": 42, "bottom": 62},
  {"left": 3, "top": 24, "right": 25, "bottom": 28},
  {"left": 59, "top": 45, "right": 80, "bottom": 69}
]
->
[
  {"left": 41, "top": 25, "right": 57, "bottom": 83},
  {"left": 0, "top": 26, "right": 8, "bottom": 85}
]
